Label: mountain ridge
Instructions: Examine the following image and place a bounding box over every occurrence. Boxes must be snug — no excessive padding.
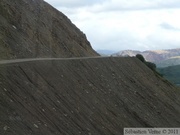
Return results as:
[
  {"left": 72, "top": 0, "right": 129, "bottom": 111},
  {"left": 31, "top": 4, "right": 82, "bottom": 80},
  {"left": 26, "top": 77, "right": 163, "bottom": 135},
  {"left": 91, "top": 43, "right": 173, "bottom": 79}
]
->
[{"left": 112, "top": 48, "right": 180, "bottom": 67}]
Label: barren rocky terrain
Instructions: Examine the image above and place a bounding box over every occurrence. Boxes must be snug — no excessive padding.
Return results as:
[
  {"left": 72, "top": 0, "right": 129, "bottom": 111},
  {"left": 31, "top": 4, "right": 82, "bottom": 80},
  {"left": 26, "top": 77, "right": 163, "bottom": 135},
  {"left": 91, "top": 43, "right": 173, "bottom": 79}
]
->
[
  {"left": 0, "top": 0, "right": 98, "bottom": 59},
  {"left": 1, "top": 57, "right": 180, "bottom": 135}
]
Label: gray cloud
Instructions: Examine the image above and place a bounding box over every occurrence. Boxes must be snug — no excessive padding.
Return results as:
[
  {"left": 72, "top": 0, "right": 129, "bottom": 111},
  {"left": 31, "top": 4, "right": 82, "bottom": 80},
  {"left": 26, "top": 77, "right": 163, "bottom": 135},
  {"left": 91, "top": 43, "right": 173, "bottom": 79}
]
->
[
  {"left": 45, "top": 0, "right": 180, "bottom": 15},
  {"left": 83, "top": 0, "right": 180, "bottom": 13},
  {"left": 45, "top": 0, "right": 180, "bottom": 9},
  {"left": 158, "top": 0, "right": 180, "bottom": 8},
  {"left": 44, "top": 0, "right": 180, "bottom": 51},
  {"left": 44, "top": 0, "right": 107, "bottom": 8},
  {"left": 160, "top": 23, "right": 180, "bottom": 31},
  {"left": 146, "top": 34, "right": 180, "bottom": 50}
]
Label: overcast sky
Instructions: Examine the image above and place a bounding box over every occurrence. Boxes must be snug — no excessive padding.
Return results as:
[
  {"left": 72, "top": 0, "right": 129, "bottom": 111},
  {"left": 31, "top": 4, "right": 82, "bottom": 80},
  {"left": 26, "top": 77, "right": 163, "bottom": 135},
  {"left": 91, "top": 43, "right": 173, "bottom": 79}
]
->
[{"left": 44, "top": 0, "right": 180, "bottom": 51}]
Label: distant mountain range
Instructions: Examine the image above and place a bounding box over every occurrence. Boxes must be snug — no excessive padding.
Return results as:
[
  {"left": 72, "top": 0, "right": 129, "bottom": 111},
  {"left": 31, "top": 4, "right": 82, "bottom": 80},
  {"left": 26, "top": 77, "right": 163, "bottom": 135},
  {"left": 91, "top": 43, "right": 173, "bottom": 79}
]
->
[
  {"left": 157, "top": 56, "right": 180, "bottom": 67},
  {"left": 112, "top": 48, "right": 180, "bottom": 67}
]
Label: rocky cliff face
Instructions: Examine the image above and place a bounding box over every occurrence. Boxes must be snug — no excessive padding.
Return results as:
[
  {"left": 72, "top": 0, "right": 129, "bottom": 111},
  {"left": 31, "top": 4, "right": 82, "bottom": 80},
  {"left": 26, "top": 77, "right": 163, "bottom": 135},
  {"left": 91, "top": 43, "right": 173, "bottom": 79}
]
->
[
  {"left": 0, "top": 0, "right": 98, "bottom": 59},
  {"left": 1, "top": 57, "right": 180, "bottom": 135},
  {"left": 113, "top": 48, "right": 180, "bottom": 65}
]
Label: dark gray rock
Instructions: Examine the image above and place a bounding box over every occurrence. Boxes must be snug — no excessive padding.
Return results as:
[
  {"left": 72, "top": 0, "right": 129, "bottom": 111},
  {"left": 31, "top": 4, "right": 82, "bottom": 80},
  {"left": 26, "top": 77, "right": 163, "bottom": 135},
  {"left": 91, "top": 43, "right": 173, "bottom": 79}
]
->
[
  {"left": 0, "top": 57, "right": 180, "bottom": 135},
  {"left": 0, "top": 0, "right": 98, "bottom": 59}
]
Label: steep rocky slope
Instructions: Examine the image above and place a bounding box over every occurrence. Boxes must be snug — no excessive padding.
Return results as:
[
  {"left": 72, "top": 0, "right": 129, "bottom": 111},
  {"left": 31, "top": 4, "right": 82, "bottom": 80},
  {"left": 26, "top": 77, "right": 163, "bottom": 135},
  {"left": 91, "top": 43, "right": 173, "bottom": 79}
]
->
[
  {"left": 113, "top": 48, "right": 180, "bottom": 66},
  {"left": 1, "top": 57, "right": 180, "bottom": 135},
  {"left": 0, "top": 0, "right": 98, "bottom": 59}
]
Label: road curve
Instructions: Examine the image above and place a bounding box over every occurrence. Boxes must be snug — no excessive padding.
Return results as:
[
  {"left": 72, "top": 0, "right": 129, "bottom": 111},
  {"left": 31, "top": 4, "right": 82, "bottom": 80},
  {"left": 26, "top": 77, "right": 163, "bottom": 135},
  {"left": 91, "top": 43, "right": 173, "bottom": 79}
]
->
[{"left": 0, "top": 56, "right": 110, "bottom": 65}]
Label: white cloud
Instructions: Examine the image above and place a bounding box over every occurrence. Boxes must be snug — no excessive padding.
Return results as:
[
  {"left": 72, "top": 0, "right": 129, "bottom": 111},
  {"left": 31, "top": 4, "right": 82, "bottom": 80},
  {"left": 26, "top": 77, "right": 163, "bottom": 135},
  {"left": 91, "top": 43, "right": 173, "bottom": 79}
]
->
[{"left": 44, "top": 0, "right": 180, "bottom": 51}]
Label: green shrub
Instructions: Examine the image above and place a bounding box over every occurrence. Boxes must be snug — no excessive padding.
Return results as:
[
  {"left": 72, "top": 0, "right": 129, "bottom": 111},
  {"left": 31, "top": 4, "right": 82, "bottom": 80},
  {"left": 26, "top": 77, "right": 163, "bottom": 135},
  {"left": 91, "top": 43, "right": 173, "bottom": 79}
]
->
[
  {"left": 136, "top": 54, "right": 145, "bottom": 62},
  {"left": 145, "top": 61, "right": 156, "bottom": 71},
  {"left": 136, "top": 54, "right": 156, "bottom": 71}
]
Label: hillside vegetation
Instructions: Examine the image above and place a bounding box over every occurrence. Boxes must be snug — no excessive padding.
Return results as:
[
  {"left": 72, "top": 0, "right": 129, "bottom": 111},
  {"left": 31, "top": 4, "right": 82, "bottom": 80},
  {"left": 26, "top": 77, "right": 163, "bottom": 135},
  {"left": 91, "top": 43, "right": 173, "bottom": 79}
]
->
[
  {"left": 157, "top": 57, "right": 180, "bottom": 68},
  {"left": 157, "top": 65, "right": 180, "bottom": 86}
]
